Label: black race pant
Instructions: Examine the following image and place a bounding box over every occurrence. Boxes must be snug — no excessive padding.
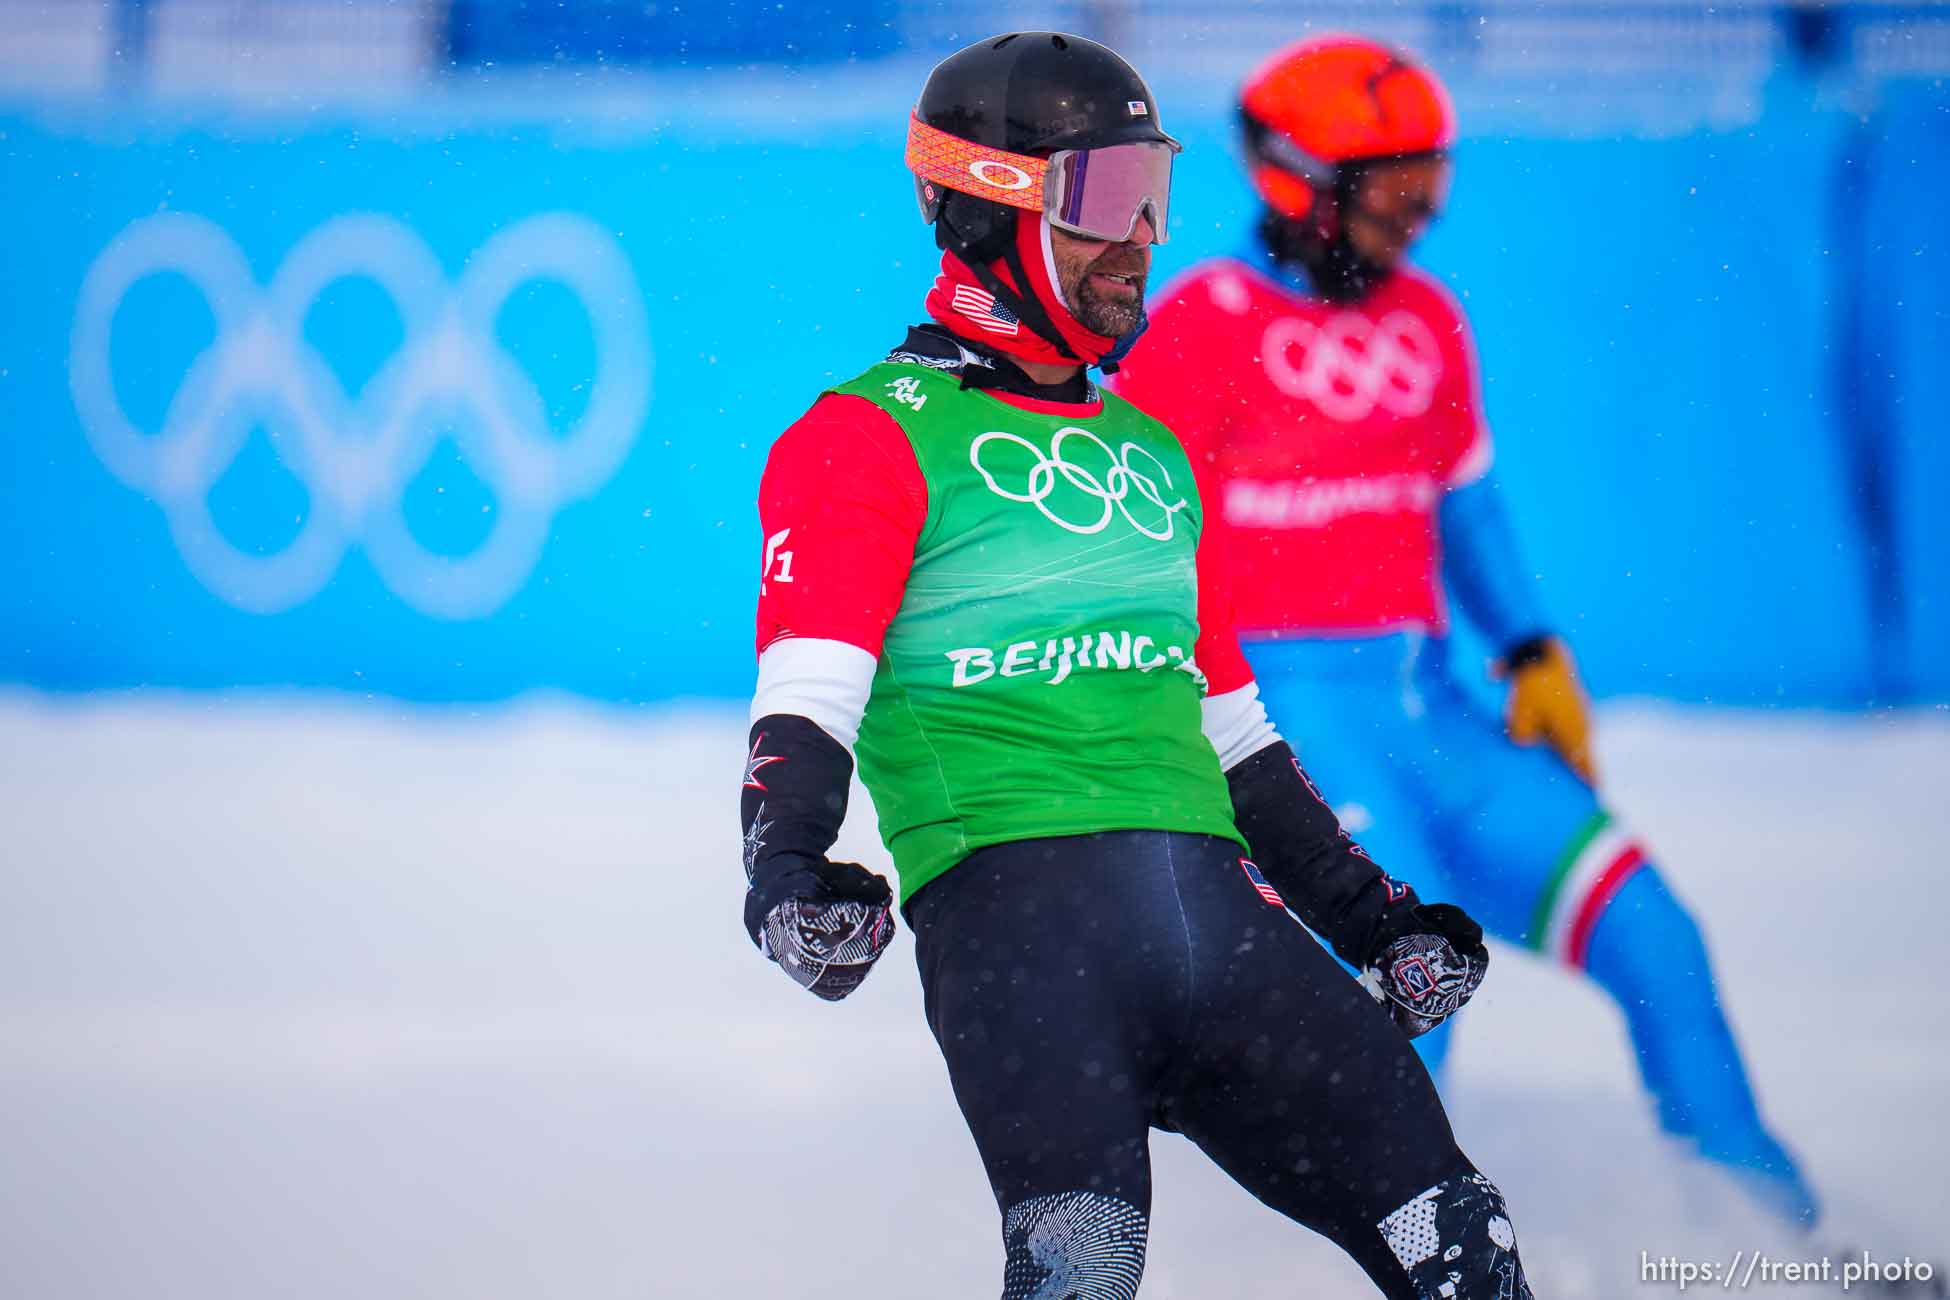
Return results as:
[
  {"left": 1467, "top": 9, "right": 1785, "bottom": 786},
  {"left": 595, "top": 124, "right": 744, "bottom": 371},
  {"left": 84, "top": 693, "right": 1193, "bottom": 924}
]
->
[{"left": 906, "top": 831, "right": 1515, "bottom": 1299}]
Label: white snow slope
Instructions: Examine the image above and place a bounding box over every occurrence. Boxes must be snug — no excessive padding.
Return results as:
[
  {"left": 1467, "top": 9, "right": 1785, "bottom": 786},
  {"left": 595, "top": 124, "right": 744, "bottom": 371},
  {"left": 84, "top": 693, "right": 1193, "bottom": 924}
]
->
[{"left": 0, "top": 693, "right": 1943, "bottom": 1298}]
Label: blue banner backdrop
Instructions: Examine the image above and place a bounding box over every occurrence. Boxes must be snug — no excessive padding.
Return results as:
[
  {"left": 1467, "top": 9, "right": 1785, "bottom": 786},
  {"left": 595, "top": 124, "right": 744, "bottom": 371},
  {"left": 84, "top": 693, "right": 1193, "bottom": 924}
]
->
[{"left": 0, "top": 76, "right": 1941, "bottom": 705}]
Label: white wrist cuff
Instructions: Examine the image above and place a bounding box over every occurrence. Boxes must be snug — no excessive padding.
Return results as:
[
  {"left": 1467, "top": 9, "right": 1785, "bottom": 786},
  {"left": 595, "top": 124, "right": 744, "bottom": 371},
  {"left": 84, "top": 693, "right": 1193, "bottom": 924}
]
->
[
  {"left": 1202, "top": 681, "right": 1282, "bottom": 772},
  {"left": 751, "top": 637, "right": 877, "bottom": 751}
]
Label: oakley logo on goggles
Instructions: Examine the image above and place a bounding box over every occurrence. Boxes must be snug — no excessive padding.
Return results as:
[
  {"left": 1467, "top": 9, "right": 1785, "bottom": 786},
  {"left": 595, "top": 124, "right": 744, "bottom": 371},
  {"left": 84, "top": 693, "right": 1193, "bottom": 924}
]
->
[{"left": 907, "top": 115, "right": 1177, "bottom": 243}]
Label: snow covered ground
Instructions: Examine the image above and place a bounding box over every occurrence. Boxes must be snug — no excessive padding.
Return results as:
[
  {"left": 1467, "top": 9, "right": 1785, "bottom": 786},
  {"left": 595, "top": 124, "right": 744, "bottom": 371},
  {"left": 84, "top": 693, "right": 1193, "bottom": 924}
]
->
[{"left": 0, "top": 692, "right": 1943, "bottom": 1298}]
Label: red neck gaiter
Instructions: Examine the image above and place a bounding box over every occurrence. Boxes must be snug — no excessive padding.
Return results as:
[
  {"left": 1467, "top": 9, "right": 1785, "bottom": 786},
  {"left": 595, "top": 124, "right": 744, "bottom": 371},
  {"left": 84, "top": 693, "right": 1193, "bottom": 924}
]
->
[{"left": 924, "top": 214, "right": 1117, "bottom": 369}]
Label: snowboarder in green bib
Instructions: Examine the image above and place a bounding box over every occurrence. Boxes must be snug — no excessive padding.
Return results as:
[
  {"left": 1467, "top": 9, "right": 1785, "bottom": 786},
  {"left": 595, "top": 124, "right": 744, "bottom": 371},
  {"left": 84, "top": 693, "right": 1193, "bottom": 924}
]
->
[{"left": 740, "top": 31, "right": 1533, "bottom": 1300}]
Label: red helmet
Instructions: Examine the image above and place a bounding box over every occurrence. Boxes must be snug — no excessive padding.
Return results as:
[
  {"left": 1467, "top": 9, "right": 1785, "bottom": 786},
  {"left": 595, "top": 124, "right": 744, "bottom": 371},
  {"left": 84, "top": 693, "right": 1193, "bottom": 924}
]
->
[{"left": 1239, "top": 35, "right": 1456, "bottom": 220}]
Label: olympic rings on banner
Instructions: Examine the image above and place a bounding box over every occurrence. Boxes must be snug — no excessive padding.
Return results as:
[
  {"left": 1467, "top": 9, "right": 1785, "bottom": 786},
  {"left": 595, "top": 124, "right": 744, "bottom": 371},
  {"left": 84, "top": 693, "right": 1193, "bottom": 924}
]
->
[{"left": 69, "top": 211, "right": 651, "bottom": 617}]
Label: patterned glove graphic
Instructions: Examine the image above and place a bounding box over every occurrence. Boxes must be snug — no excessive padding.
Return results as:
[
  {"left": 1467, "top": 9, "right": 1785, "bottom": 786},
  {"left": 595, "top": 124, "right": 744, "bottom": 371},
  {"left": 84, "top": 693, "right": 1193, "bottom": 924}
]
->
[
  {"left": 1500, "top": 637, "right": 1598, "bottom": 785},
  {"left": 1362, "top": 904, "right": 1489, "bottom": 1038},
  {"left": 760, "top": 893, "right": 895, "bottom": 1002}
]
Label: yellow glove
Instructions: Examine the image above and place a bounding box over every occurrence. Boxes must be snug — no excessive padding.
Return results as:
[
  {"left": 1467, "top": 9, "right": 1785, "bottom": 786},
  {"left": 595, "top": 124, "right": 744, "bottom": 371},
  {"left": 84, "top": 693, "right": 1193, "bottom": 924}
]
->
[{"left": 1496, "top": 637, "right": 1598, "bottom": 785}]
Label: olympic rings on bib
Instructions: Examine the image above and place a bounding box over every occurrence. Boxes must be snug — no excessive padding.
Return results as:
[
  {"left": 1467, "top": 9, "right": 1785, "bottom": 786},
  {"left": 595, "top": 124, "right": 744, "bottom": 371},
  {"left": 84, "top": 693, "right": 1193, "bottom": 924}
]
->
[
  {"left": 69, "top": 211, "right": 651, "bottom": 618},
  {"left": 969, "top": 426, "right": 1188, "bottom": 540},
  {"left": 1260, "top": 309, "right": 1441, "bottom": 422}
]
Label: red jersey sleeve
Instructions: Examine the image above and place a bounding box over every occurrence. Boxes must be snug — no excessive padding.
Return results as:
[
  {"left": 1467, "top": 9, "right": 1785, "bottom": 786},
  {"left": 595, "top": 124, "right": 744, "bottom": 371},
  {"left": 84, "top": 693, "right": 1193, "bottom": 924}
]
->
[
  {"left": 1410, "top": 270, "right": 1494, "bottom": 487},
  {"left": 1190, "top": 455, "right": 1255, "bottom": 698},
  {"left": 755, "top": 393, "right": 927, "bottom": 658},
  {"left": 1113, "top": 266, "right": 1256, "bottom": 696},
  {"left": 1108, "top": 270, "right": 1238, "bottom": 471},
  {"left": 1445, "top": 313, "right": 1493, "bottom": 487}
]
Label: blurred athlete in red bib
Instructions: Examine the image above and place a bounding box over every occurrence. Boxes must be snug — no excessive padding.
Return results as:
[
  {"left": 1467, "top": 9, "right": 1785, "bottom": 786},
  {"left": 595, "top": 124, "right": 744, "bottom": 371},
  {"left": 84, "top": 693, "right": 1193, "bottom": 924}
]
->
[{"left": 1114, "top": 35, "right": 1819, "bottom": 1231}]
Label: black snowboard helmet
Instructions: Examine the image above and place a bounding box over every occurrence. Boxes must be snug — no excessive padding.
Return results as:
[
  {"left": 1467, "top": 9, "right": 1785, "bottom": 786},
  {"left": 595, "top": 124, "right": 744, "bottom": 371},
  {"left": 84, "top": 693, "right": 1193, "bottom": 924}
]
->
[{"left": 908, "top": 31, "right": 1180, "bottom": 360}]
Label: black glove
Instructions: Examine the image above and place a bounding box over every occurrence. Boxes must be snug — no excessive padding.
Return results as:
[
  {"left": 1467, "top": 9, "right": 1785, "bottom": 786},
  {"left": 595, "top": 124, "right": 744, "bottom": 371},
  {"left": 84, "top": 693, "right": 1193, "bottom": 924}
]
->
[
  {"left": 755, "top": 859, "right": 896, "bottom": 1002},
  {"left": 1360, "top": 903, "right": 1489, "bottom": 1038},
  {"left": 741, "top": 715, "right": 895, "bottom": 1002}
]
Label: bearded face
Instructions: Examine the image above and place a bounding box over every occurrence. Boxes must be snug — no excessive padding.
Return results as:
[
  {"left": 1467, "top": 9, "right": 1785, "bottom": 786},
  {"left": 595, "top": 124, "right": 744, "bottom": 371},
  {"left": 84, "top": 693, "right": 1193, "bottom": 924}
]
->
[
  {"left": 1343, "top": 155, "right": 1451, "bottom": 268},
  {"left": 1048, "top": 216, "right": 1156, "bottom": 338}
]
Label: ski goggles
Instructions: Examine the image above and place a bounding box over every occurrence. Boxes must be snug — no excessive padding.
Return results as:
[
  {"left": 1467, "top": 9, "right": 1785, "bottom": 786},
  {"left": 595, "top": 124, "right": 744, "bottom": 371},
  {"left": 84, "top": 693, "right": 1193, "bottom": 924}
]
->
[{"left": 906, "top": 115, "right": 1178, "bottom": 243}]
